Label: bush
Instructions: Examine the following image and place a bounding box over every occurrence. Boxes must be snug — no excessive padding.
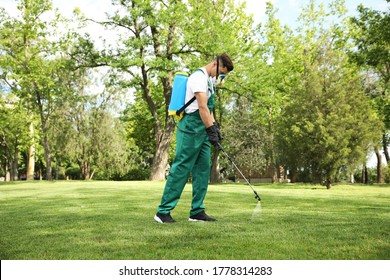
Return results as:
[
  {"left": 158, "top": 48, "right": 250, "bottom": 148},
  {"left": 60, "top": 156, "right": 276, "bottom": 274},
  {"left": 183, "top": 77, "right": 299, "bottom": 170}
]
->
[
  {"left": 65, "top": 166, "right": 81, "bottom": 180},
  {"left": 110, "top": 168, "right": 151, "bottom": 181},
  {"left": 383, "top": 165, "right": 390, "bottom": 183}
]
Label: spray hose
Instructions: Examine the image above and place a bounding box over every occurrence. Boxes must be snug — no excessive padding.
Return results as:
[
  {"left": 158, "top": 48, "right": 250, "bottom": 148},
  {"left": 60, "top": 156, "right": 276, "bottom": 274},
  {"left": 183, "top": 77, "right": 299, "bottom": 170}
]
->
[{"left": 217, "top": 143, "right": 261, "bottom": 202}]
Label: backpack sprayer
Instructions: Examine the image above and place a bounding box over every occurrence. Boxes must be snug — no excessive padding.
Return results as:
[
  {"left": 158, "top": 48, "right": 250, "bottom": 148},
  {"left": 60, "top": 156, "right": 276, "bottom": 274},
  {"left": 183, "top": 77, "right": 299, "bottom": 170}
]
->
[
  {"left": 168, "top": 69, "right": 222, "bottom": 119},
  {"left": 217, "top": 143, "right": 261, "bottom": 202},
  {"left": 168, "top": 69, "right": 205, "bottom": 119},
  {"left": 168, "top": 72, "right": 191, "bottom": 119}
]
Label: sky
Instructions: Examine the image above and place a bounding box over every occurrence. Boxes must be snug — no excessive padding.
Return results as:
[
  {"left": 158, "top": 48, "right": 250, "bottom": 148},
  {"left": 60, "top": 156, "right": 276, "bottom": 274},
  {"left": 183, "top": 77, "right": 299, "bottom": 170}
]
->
[
  {"left": 2, "top": 0, "right": 389, "bottom": 31},
  {"left": 1, "top": 0, "right": 388, "bottom": 47},
  {"left": 1, "top": 0, "right": 388, "bottom": 50},
  {"left": 242, "top": 0, "right": 388, "bottom": 26}
]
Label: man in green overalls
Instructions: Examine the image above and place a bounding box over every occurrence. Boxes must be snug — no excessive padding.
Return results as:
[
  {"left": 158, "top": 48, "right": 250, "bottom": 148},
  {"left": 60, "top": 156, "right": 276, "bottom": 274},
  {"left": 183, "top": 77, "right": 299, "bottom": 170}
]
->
[{"left": 155, "top": 54, "right": 234, "bottom": 223}]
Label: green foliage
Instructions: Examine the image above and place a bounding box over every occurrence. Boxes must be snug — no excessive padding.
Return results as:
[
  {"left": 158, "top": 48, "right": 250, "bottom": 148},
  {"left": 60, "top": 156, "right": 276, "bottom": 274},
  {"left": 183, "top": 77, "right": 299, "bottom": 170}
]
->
[
  {"left": 278, "top": 60, "right": 380, "bottom": 183},
  {"left": 275, "top": 0, "right": 382, "bottom": 185},
  {"left": 349, "top": 2, "right": 390, "bottom": 165},
  {"left": 103, "top": 0, "right": 256, "bottom": 179},
  {"left": 349, "top": 4, "right": 390, "bottom": 72},
  {"left": 120, "top": 99, "right": 155, "bottom": 174},
  {"left": 222, "top": 99, "right": 269, "bottom": 179},
  {"left": 64, "top": 106, "right": 128, "bottom": 180},
  {"left": 384, "top": 165, "right": 390, "bottom": 183},
  {"left": 0, "top": 94, "right": 32, "bottom": 178},
  {"left": 1, "top": 0, "right": 129, "bottom": 181},
  {"left": 0, "top": 0, "right": 388, "bottom": 183},
  {"left": 65, "top": 165, "right": 81, "bottom": 180},
  {"left": 0, "top": 0, "right": 86, "bottom": 179},
  {"left": 110, "top": 167, "right": 151, "bottom": 181}
]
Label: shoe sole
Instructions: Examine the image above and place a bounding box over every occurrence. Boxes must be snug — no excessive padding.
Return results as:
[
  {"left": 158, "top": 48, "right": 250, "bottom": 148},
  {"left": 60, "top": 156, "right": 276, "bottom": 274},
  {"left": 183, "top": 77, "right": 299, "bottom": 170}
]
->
[
  {"left": 188, "top": 218, "right": 216, "bottom": 222},
  {"left": 188, "top": 218, "right": 205, "bottom": 222},
  {"left": 154, "top": 215, "right": 164, "bottom": 223}
]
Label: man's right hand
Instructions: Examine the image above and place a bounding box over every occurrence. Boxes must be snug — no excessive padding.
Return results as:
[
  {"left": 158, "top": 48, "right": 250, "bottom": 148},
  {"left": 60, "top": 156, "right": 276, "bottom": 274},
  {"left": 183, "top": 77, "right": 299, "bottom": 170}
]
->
[
  {"left": 214, "top": 122, "right": 223, "bottom": 141},
  {"left": 206, "top": 124, "right": 220, "bottom": 147}
]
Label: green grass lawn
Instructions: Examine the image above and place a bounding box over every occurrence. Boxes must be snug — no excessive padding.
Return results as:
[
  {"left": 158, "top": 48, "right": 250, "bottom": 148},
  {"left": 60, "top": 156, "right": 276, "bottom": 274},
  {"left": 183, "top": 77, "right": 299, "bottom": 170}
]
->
[{"left": 0, "top": 180, "right": 389, "bottom": 260}]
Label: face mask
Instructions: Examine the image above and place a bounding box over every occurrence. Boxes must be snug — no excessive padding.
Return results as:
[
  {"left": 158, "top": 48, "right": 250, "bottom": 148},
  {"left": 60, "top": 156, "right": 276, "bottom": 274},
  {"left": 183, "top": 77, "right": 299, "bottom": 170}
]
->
[
  {"left": 212, "top": 76, "right": 221, "bottom": 86},
  {"left": 212, "top": 74, "right": 226, "bottom": 86}
]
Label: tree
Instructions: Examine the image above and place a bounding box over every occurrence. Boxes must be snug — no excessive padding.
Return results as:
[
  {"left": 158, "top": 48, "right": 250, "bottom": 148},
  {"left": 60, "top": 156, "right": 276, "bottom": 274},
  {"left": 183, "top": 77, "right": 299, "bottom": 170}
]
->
[
  {"left": 222, "top": 98, "right": 269, "bottom": 181},
  {"left": 0, "top": 0, "right": 110, "bottom": 180},
  {"left": 252, "top": 3, "right": 300, "bottom": 182},
  {"left": 56, "top": 83, "right": 128, "bottom": 180},
  {"left": 0, "top": 94, "right": 30, "bottom": 180},
  {"left": 0, "top": 0, "right": 77, "bottom": 180},
  {"left": 276, "top": 0, "right": 382, "bottom": 188},
  {"left": 349, "top": 2, "right": 390, "bottom": 182},
  {"left": 120, "top": 97, "right": 156, "bottom": 180},
  {"left": 97, "top": 0, "right": 254, "bottom": 180},
  {"left": 219, "top": 2, "right": 300, "bottom": 182}
]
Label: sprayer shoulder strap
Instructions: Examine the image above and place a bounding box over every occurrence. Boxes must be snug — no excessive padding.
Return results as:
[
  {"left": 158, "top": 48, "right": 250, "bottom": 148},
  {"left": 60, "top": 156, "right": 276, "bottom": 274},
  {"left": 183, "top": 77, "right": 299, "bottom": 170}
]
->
[{"left": 175, "top": 69, "right": 206, "bottom": 116}]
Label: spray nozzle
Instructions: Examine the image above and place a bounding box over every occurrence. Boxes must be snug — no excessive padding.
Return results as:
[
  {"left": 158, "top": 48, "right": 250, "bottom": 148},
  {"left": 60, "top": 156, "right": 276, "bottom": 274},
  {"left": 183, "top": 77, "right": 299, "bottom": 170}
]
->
[{"left": 254, "top": 191, "right": 261, "bottom": 202}]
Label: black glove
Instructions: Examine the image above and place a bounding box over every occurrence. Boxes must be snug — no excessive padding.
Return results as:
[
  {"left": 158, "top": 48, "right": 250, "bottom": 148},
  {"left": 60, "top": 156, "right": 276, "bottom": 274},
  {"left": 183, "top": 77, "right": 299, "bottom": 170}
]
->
[
  {"left": 214, "top": 122, "right": 223, "bottom": 141},
  {"left": 206, "top": 124, "right": 220, "bottom": 147}
]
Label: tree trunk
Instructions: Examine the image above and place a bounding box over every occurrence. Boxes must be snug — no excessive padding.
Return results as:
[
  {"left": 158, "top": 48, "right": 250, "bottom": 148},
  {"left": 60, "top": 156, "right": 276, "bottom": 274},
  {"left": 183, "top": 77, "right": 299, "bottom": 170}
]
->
[
  {"left": 36, "top": 90, "right": 52, "bottom": 180},
  {"left": 12, "top": 147, "right": 18, "bottom": 181},
  {"left": 5, "top": 145, "right": 16, "bottom": 181},
  {"left": 375, "top": 147, "right": 384, "bottom": 183},
  {"left": 42, "top": 132, "right": 52, "bottom": 180},
  {"left": 383, "top": 134, "right": 389, "bottom": 163},
  {"left": 148, "top": 17, "right": 176, "bottom": 181},
  {"left": 55, "top": 157, "right": 59, "bottom": 180},
  {"left": 149, "top": 120, "right": 175, "bottom": 180},
  {"left": 210, "top": 149, "right": 221, "bottom": 183},
  {"left": 363, "top": 164, "right": 368, "bottom": 184},
  {"left": 267, "top": 108, "right": 277, "bottom": 183},
  {"left": 90, "top": 169, "right": 95, "bottom": 180},
  {"left": 272, "top": 165, "right": 278, "bottom": 183},
  {"left": 325, "top": 177, "right": 332, "bottom": 189},
  {"left": 81, "top": 160, "right": 91, "bottom": 180},
  {"left": 27, "top": 122, "right": 35, "bottom": 180},
  {"left": 290, "top": 169, "right": 298, "bottom": 183},
  {"left": 5, "top": 162, "right": 10, "bottom": 181}
]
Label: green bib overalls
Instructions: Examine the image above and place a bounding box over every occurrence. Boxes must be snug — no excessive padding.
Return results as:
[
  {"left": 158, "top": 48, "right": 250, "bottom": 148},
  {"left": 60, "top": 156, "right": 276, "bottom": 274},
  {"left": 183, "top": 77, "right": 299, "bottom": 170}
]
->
[{"left": 157, "top": 85, "right": 215, "bottom": 217}]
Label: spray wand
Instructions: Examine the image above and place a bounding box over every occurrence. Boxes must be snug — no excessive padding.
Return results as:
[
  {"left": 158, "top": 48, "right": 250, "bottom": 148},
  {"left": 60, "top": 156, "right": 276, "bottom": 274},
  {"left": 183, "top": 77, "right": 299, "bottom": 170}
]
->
[{"left": 217, "top": 143, "right": 261, "bottom": 202}]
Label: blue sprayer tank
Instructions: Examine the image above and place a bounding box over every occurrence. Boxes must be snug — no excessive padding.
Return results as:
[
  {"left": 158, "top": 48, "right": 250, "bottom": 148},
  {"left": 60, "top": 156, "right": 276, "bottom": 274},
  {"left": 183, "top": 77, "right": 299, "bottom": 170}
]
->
[{"left": 168, "top": 72, "right": 189, "bottom": 118}]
